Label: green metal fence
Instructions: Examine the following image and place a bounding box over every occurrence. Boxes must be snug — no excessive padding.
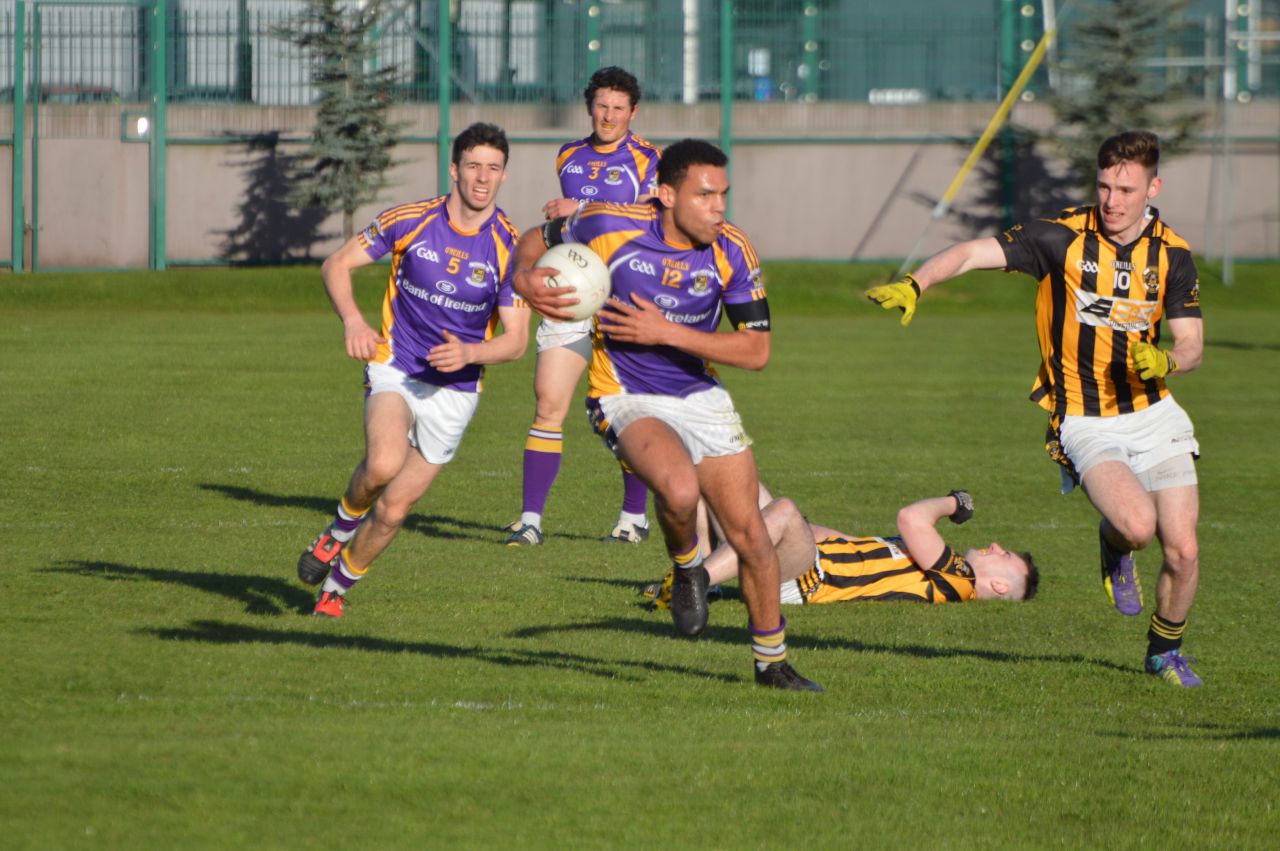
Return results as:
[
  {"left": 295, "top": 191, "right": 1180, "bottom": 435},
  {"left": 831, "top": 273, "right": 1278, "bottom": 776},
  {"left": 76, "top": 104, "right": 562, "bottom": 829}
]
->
[
  {"left": 8, "top": 1, "right": 1276, "bottom": 113},
  {"left": 4, "top": 0, "right": 1279, "bottom": 270}
]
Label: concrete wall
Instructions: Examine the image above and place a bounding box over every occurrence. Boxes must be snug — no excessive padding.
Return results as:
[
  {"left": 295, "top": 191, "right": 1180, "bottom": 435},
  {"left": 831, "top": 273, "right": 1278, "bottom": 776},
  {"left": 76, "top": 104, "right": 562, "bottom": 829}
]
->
[{"left": 6, "top": 101, "right": 1279, "bottom": 268}]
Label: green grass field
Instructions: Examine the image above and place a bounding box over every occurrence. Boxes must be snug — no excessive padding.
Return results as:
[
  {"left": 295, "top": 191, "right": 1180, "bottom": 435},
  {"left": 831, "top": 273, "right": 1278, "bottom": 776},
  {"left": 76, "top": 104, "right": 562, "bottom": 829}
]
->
[{"left": 3, "top": 262, "right": 1278, "bottom": 848}]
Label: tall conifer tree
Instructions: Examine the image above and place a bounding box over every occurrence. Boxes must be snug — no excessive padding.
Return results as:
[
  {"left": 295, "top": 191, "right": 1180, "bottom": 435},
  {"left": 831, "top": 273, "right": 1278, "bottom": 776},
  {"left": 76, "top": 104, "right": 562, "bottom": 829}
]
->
[
  {"left": 1049, "top": 0, "right": 1203, "bottom": 191},
  {"left": 281, "top": 0, "right": 402, "bottom": 239}
]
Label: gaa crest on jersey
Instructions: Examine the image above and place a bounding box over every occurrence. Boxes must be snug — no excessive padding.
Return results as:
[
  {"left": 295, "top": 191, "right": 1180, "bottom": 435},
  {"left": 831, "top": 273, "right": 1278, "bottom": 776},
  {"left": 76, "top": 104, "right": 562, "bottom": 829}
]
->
[
  {"left": 605, "top": 167, "right": 624, "bottom": 186},
  {"left": 689, "top": 270, "right": 712, "bottom": 296},
  {"left": 1143, "top": 267, "right": 1160, "bottom": 295},
  {"left": 467, "top": 263, "right": 489, "bottom": 288}
]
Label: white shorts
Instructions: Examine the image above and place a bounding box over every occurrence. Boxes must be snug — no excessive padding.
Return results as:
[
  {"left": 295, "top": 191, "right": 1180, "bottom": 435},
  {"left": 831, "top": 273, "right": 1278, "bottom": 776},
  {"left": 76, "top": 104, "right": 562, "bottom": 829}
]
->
[
  {"left": 365, "top": 361, "right": 480, "bottom": 465},
  {"left": 587, "top": 386, "right": 752, "bottom": 465},
  {"left": 1059, "top": 396, "right": 1199, "bottom": 490},
  {"left": 535, "top": 317, "right": 593, "bottom": 359}
]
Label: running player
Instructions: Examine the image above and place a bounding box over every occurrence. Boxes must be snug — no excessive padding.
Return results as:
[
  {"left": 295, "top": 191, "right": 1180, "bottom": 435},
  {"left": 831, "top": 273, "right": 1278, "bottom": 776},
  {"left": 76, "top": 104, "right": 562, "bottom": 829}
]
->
[
  {"left": 512, "top": 138, "right": 821, "bottom": 692},
  {"left": 643, "top": 491, "right": 1039, "bottom": 608},
  {"left": 296, "top": 122, "right": 530, "bottom": 619},
  {"left": 505, "top": 66, "right": 662, "bottom": 547},
  {"left": 867, "top": 130, "right": 1204, "bottom": 686}
]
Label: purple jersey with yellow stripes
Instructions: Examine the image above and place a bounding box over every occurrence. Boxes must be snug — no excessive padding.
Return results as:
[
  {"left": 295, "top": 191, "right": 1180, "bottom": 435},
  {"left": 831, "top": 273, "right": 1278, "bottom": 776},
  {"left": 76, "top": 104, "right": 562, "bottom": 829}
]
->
[
  {"left": 556, "top": 131, "right": 660, "bottom": 203},
  {"left": 357, "top": 196, "right": 522, "bottom": 392},
  {"left": 557, "top": 200, "right": 766, "bottom": 398}
]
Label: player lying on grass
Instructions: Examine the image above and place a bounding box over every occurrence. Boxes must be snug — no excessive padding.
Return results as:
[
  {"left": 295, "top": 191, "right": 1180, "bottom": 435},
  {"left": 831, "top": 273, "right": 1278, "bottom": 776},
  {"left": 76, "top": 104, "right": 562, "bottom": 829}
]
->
[{"left": 643, "top": 491, "right": 1039, "bottom": 608}]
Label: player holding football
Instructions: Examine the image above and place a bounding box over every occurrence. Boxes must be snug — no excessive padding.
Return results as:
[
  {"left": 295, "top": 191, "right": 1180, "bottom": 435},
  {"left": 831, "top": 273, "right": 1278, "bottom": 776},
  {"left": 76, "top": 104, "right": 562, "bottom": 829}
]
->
[
  {"left": 295, "top": 122, "right": 530, "bottom": 619},
  {"left": 867, "top": 131, "right": 1205, "bottom": 686},
  {"left": 643, "top": 491, "right": 1039, "bottom": 609},
  {"left": 512, "top": 138, "right": 822, "bottom": 692},
  {"left": 505, "top": 66, "right": 663, "bottom": 548}
]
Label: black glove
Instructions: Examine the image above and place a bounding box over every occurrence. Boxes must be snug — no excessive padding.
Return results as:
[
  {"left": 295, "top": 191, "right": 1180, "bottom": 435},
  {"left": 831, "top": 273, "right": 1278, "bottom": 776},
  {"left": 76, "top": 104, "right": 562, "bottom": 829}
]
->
[{"left": 948, "top": 490, "right": 974, "bottom": 525}]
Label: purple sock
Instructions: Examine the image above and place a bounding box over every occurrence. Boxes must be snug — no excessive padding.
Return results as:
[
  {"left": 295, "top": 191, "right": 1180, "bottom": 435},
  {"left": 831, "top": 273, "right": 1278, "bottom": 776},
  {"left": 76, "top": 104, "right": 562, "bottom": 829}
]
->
[
  {"left": 621, "top": 468, "right": 649, "bottom": 515},
  {"left": 522, "top": 428, "right": 563, "bottom": 515}
]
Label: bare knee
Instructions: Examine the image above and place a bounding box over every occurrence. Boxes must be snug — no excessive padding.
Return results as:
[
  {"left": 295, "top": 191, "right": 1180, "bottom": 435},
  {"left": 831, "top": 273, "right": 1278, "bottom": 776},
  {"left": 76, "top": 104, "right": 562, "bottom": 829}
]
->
[
  {"left": 369, "top": 498, "right": 412, "bottom": 535},
  {"left": 1162, "top": 536, "right": 1199, "bottom": 573},
  {"left": 764, "top": 498, "right": 803, "bottom": 534},
  {"left": 1112, "top": 505, "right": 1158, "bottom": 550},
  {"left": 653, "top": 474, "right": 700, "bottom": 519}
]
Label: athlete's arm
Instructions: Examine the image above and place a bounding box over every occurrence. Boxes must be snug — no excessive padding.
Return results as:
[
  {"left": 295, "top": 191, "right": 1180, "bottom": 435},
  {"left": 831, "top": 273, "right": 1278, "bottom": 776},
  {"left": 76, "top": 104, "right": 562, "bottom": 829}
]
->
[
  {"left": 1164, "top": 316, "right": 1204, "bottom": 375},
  {"left": 320, "top": 236, "right": 385, "bottom": 361},
  {"left": 910, "top": 237, "right": 1008, "bottom": 292},
  {"left": 425, "top": 304, "right": 532, "bottom": 373},
  {"left": 542, "top": 198, "right": 581, "bottom": 220},
  {"left": 597, "top": 292, "right": 771, "bottom": 370},
  {"left": 895, "top": 494, "right": 966, "bottom": 569},
  {"left": 510, "top": 223, "right": 579, "bottom": 321}
]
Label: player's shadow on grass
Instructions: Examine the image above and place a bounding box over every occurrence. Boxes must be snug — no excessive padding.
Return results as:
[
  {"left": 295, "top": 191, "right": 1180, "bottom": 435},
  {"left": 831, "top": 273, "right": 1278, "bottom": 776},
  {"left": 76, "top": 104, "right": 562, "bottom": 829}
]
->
[
  {"left": 46, "top": 560, "right": 313, "bottom": 616},
  {"left": 199, "top": 483, "right": 520, "bottom": 544},
  {"left": 1206, "top": 339, "right": 1280, "bottom": 353},
  {"left": 509, "top": 616, "right": 1132, "bottom": 674},
  {"left": 567, "top": 575, "right": 743, "bottom": 602},
  {"left": 142, "top": 619, "right": 739, "bottom": 684},
  {"left": 1100, "top": 723, "right": 1280, "bottom": 742}
]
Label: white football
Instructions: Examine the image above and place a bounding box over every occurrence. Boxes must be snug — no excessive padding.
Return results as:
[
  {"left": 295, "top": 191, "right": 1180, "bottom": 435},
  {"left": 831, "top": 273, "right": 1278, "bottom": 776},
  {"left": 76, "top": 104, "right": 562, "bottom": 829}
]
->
[{"left": 537, "top": 242, "right": 612, "bottom": 321}]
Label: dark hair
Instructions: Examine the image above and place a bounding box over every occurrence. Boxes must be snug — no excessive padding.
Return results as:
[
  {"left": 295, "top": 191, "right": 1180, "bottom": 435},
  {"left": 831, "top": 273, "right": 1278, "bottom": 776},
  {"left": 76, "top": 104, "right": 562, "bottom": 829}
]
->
[
  {"left": 452, "top": 122, "right": 509, "bottom": 167},
  {"left": 584, "top": 66, "right": 642, "bottom": 109},
  {"left": 657, "top": 139, "right": 729, "bottom": 188},
  {"left": 1020, "top": 552, "right": 1040, "bottom": 601},
  {"left": 1097, "top": 130, "right": 1160, "bottom": 174}
]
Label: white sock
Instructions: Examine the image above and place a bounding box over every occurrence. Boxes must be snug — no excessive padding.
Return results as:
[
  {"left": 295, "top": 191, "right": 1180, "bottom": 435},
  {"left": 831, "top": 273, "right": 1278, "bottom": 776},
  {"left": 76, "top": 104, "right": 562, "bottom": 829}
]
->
[
  {"left": 521, "top": 512, "right": 542, "bottom": 529},
  {"left": 619, "top": 511, "right": 647, "bottom": 528}
]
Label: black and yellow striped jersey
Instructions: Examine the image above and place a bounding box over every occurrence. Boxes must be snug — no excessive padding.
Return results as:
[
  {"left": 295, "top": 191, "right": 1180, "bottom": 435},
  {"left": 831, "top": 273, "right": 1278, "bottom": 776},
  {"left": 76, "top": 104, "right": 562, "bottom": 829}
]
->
[
  {"left": 1000, "top": 206, "right": 1201, "bottom": 417},
  {"left": 795, "top": 537, "right": 976, "bottom": 604}
]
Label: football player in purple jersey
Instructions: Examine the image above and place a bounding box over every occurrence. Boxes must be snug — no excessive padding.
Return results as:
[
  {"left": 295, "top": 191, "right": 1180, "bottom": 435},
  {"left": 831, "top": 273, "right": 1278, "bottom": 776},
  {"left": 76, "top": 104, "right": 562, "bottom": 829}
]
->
[
  {"left": 295, "top": 122, "right": 530, "bottom": 619},
  {"left": 511, "top": 139, "right": 822, "bottom": 692},
  {"left": 505, "top": 67, "right": 663, "bottom": 548}
]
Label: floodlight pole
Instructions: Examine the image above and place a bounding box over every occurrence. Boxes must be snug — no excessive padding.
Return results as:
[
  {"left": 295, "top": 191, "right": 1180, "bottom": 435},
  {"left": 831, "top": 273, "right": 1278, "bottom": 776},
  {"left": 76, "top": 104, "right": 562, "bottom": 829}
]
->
[
  {"left": 719, "top": 0, "right": 733, "bottom": 220},
  {"left": 436, "top": 0, "right": 452, "bottom": 195},
  {"left": 11, "top": 0, "right": 26, "bottom": 272},
  {"left": 149, "top": 0, "right": 167, "bottom": 270}
]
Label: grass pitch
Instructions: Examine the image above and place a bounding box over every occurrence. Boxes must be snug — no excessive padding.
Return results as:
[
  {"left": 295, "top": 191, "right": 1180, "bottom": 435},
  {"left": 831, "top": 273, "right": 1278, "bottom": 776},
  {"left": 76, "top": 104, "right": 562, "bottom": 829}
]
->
[{"left": 2, "top": 262, "right": 1278, "bottom": 848}]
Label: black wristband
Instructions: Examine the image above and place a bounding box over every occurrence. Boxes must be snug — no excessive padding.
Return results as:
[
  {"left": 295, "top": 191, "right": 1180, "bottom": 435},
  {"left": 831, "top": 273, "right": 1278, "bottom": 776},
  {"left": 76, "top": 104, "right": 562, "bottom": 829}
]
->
[
  {"left": 948, "top": 490, "right": 974, "bottom": 525},
  {"left": 903, "top": 274, "right": 921, "bottom": 297}
]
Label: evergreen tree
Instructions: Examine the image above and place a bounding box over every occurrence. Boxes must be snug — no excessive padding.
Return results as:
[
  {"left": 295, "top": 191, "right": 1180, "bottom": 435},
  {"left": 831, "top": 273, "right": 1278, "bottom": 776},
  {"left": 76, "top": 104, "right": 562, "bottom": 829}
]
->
[
  {"left": 280, "top": 0, "right": 403, "bottom": 239},
  {"left": 1049, "top": 0, "right": 1203, "bottom": 191}
]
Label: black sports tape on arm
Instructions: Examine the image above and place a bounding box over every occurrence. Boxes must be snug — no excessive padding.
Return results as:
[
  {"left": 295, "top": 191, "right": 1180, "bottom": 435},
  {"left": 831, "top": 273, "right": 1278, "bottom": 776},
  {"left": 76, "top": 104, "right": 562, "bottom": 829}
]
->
[
  {"left": 542, "top": 217, "right": 568, "bottom": 247},
  {"left": 724, "top": 298, "right": 771, "bottom": 331}
]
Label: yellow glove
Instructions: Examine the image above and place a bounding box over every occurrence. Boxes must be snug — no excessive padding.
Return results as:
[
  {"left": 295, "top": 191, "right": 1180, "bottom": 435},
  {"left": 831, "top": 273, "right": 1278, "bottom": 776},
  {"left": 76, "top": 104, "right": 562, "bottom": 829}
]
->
[
  {"left": 866, "top": 274, "right": 921, "bottom": 326},
  {"left": 1133, "top": 341, "right": 1177, "bottom": 380}
]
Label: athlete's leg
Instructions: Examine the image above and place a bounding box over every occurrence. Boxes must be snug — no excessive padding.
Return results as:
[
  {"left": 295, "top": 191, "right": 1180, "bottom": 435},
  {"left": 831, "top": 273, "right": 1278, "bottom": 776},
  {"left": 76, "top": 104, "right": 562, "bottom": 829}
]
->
[
  {"left": 1152, "top": 483, "right": 1199, "bottom": 622},
  {"left": 517, "top": 346, "right": 588, "bottom": 528},
  {"left": 299, "top": 392, "right": 415, "bottom": 585},
  {"left": 614, "top": 417, "right": 700, "bottom": 551},
  {"left": 1081, "top": 460, "right": 1158, "bottom": 551},
  {"left": 696, "top": 449, "right": 779, "bottom": 633},
  {"left": 344, "top": 449, "right": 445, "bottom": 570},
  {"left": 340, "top": 393, "right": 414, "bottom": 507},
  {"left": 702, "top": 497, "right": 816, "bottom": 586}
]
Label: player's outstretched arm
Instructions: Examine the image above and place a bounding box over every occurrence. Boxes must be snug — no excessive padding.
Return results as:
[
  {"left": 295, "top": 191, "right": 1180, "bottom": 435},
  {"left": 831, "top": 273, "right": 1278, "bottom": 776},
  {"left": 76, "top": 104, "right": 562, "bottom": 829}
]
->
[
  {"left": 321, "top": 236, "right": 384, "bottom": 361},
  {"left": 896, "top": 491, "right": 972, "bottom": 568},
  {"left": 867, "top": 237, "right": 1007, "bottom": 326},
  {"left": 510, "top": 225, "right": 579, "bottom": 321}
]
